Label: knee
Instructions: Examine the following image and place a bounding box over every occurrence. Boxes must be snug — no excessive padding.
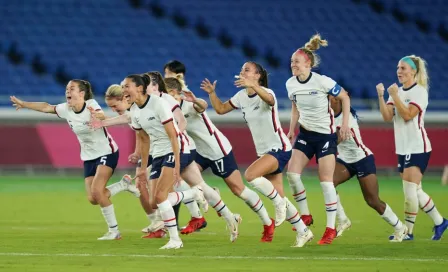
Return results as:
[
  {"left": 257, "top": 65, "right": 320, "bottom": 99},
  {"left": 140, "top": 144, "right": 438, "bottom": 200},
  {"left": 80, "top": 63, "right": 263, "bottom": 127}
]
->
[
  {"left": 154, "top": 192, "right": 166, "bottom": 205},
  {"left": 244, "top": 170, "right": 256, "bottom": 183},
  {"left": 364, "top": 196, "right": 380, "bottom": 209},
  {"left": 87, "top": 195, "right": 98, "bottom": 205},
  {"left": 229, "top": 183, "right": 244, "bottom": 197},
  {"left": 91, "top": 187, "right": 105, "bottom": 203}
]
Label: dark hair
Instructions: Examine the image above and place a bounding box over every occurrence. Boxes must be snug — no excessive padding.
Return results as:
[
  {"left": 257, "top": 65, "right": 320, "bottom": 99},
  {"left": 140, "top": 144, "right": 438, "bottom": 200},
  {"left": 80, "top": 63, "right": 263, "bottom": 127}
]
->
[
  {"left": 125, "top": 74, "right": 151, "bottom": 94},
  {"left": 248, "top": 61, "right": 268, "bottom": 88},
  {"left": 71, "top": 79, "right": 93, "bottom": 100},
  {"left": 164, "top": 60, "right": 186, "bottom": 75},
  {"left": 146, "top": 71, "right": 167, "bottom": 93}
]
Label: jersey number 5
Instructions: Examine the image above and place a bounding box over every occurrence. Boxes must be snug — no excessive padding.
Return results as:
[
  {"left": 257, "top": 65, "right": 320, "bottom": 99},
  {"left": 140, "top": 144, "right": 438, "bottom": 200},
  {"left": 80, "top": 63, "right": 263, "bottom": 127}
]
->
[{"left": 100, "top": 156, "right": 107, "bottom": 165}]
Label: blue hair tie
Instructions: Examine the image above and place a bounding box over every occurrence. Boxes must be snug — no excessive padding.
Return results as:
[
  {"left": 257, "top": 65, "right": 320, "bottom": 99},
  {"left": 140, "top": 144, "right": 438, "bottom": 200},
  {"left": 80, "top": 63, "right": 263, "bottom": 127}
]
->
[{"left": 401, "top": 57, "right": 417, "bottom": 70}]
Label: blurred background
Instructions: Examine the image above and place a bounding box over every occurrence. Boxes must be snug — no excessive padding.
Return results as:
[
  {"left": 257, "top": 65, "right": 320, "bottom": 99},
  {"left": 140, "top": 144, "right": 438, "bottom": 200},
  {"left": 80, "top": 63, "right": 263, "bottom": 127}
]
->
[{"left": 1, "top": 0, "right": 447, "bottom": 176}]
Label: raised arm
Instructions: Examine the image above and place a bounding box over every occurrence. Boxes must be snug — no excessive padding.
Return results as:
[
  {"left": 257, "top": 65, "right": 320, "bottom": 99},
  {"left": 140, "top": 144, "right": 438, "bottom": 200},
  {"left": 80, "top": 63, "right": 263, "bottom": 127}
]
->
[
  {"left": 200, "top": 78, "right": 235, "bottom": 115},
  {"left": 10, "top": 96, "right": 56, "bottom": 113},
  {"left": 387, "top": 83, "right": 419, "bottom": 122},
  {"left": 100, "top": 114, "right": 130, "bottom": 127},
  {"left": 182, "top": 90, "right": 208, "bottom": 113},
  {"left": 235, "top": 77, "right": 275, "bottom": 106},
  {"left": 376, "top": 83, "right": 394, "bottom": 122}
]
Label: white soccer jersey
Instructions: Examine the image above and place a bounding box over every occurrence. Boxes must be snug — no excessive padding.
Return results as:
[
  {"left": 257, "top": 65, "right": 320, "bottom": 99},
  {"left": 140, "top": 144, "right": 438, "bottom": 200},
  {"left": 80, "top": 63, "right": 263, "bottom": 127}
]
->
[
  {"left": 129, "top": 95, "right": 189, "bottom": 158},
  {"left": 55, "top": 99, "right": 118, "bottom": 161},
  {"left": 335, "top": 112, "right": 372, "bottom": 163},
  {"left": 229, "top": 88, "right": 291, "bottom": 156},
  {"left": 286, "top": 72, "right": 342, "bottom": 134},
  {"left": 181, "top": 100, "right": 233, "bottom": 160},
  {"left": 159, "top": 93, "right": 196, "bottom": 150},
  {"left": 386, "top": 83, "right": 432, "bottom": 155}
]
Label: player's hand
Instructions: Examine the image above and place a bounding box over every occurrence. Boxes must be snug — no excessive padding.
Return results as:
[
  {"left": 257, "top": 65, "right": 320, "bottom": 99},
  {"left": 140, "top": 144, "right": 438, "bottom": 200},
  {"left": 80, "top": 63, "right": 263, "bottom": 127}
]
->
[
  {"left": 387, "top": 83, "right": 399, "bottom": 97},
  {"left": 88, "top": 115, "right": 103, "bottom": 130},
  {"left": 234, "top": 76, "right": 257, "bottom": 89},
  {"left": 286, "top": 131, "right": 295, "bottom": 144},
  {"left": 181, "top": 90, "right": 197, "bottom": 102},
  {"left": 133, "top": 168, "right": 148, "bottom": 188},
  {"left": 200, "top": 78, "right": 217, "bottom": 94},
  {"left": 376, "top": 83, "right": 385, "bottom": 97},
  {"left": 128, "top": 152, "right": 140, "bottom": 164},
  {"left": 173, "top": 166, "right": 181, "bottom": 185},
  {"left": 339, "top": 124, "right": 351, "bottom": 141},
  {"left": 88, "top": 106, "right": 106, "bottom": 120},
  {"left": 10, "top": 96, "right": 25, "bottom": 110}
]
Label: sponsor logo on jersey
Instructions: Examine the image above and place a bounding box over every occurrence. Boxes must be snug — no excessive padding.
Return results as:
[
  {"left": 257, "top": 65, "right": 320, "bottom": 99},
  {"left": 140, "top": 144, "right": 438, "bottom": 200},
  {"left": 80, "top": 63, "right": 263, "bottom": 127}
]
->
[
  {"left": 253, "top": 106, "right": 260, "bottom": 111},
  {"left": 148, "top": 116, "right": 155, "bottom": 121},
  {"left": 150, "top": 171, "right": 158, "bottom": 176},
  {"left": 309, "top": 91, "right": 318, "bottom": 95},
  {"left": 405, "top": 99, "right": 411, "bottom": 103},
  {"left": 298, "top": 139, "right": 307, "bottom": 145}
]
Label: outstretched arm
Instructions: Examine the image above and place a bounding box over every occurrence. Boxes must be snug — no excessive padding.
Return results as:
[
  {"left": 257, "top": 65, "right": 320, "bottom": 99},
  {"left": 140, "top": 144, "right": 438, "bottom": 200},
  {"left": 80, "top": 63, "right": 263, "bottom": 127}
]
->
[
  {"left": 200, "top": 79, "right": 235, "bottom": 115},
  {"left": 10, "top": 96, "right": 56, "bottom": 114}
]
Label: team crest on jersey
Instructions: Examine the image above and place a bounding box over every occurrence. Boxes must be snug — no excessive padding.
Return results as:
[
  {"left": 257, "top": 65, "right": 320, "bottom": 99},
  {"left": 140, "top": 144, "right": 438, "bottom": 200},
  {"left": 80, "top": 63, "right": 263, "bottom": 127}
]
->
[{"left": 309, "top": 91, "right": 318, "bottom": 95}]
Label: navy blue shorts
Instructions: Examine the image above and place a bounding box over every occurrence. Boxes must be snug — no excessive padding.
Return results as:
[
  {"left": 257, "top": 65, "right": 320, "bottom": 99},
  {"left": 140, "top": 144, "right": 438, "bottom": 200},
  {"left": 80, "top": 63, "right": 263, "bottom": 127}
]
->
[
  {"left": 137, "top": 155, "right": 153, "bottom": 168},
  {"left": 83, "top": 151, "right": 119, "bottom": 178},
  {"left": 397, "top": 152, "right": 431, "bottom": 174},
  {"left": 150, "top": 152, "right": 193, "bottom": 179},
  {"left": 195, "top": 151, "right": 239, "bottom": 179},
  {"left": 293, "top": 127, "right": 337, "bottom": 163},
  {"left": 336, "top": 155, "right": 377, "bottom": 179},
  {"left": 266, "top": 149, "right": 292, "bottom": 175}
]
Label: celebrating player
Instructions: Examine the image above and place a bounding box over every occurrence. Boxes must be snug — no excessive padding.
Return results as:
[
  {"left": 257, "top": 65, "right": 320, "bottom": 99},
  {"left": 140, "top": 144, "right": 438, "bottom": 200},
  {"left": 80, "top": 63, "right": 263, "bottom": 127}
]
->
[
  {"left": 377, "top": 55, "right": 448, "bottom": 240},
  {"left": 286, "top": 34, "right": 351, "bottom": 245},
  {"left": 202, "top": 61, "right": 313, "bottom": 247},
  {"left": 10, "top": 80, "right": 134, "bottom": 240}
]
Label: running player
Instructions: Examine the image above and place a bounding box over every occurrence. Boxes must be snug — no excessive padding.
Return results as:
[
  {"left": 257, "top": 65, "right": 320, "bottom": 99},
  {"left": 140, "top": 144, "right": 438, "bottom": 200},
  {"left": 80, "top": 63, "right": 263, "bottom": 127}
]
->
[
  {"left": 377, "top": 55, "right": 448, "bottom": 240},
  {"left": 201, "top": 61, "right": 313, "bottom": 247},
  {"left": 286, "top": 34, "right": 352, "bottom": 245},
  {"left": 165, "top": 75, "right": 276, "bottom": 242},
  {"left": 328, "top": 95, "right": 407, "bottom": 241},
  {"left": 10, "top": 80, "right": 133, "bottom": 240}
]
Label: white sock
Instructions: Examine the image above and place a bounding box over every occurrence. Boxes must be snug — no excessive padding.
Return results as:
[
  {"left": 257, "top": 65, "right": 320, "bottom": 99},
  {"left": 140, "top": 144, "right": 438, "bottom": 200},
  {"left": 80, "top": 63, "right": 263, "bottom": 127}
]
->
[
  {"left": 336, "top": 193, "right": 348, "bottom": 222},
  {"left": 147, "top": 212, "right": 155, "bottom": 223},
  {"left": 240, "top": 187, "right": 272, "bottom": 226},
  {"left": 167, "top": 188, "right": 198, "bottom": 206},
  {"left": 285, "top": 197, "right": 308, "bottom": 234},
  {"left": 175, "top": 179, "right": 191, "bottom": 191},
  {"left": 199, "top": 181, "right": 233, "bottom": 221},
  {"left": 106, "top": 181, "right": 125, "bottom": 197},
  {"left": 403, "top": 180, "right": 418, "bottom": 234},
  {"left": 321, "top": 181, "right": 337, "bottom": 229},
  {"left": 175, "top": 180, "right": 202, "bottom": 218},
  {"left": 417, "top": 183, "right": 444, "bottom": 226},
  {"left": 250, "top": 176, "right": 283, "bottom": 206},
  {"left": 100, "top": 204, "right": 118, "bottom": 232},
  {"left": 157, "top": 200, "right": 180, "bottom": 240},
  {"left": 286, "top": 172, "right": 310, "bottom": 215},
  {"left": 381, "top": 204, "right": 403, "bottom": 231}
]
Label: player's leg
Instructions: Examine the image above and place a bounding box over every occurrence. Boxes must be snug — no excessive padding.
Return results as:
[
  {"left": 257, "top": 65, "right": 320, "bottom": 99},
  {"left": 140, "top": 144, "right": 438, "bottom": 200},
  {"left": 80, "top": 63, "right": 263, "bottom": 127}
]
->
[
  {"left": 181, "top": 162, "right": 241, "bottom": 242},
  {"left": 417, "top": 182, "right": 447, "bottom": 240},
  {"left": 84, "top": 176, "right": 97, "bottom": 205},
  {"left": 332, "top": 161, "right": 353, "bottom": 237},
  {"left": 287, "top": 149, "right": 312, "bottom": 225},
  {"left": 245, "top": 154, "right": 287, "bottom": 226}
]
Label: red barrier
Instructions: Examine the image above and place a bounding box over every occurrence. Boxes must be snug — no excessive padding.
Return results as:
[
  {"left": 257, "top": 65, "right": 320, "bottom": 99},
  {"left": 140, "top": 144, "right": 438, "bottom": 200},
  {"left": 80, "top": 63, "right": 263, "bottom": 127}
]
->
[{"left": 2, "top": 124, "right": 447, "bottom": 168}]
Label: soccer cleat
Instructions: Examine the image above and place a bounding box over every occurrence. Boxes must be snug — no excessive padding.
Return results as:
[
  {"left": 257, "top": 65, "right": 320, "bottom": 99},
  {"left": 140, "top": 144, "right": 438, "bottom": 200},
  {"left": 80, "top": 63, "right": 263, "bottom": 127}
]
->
[
  {"left": 317, "top": 227, "right": 337, "bottom": 245},
  {"left": 226, "top": 214, "right": 242, "bottom": 242},
  {"left": 389, "top": 224, "right": 408, "bottom": 242},
  {"left": 141, "top": 220, "right": 165, "bottom": 233},
  {"left": 120, "top": 174, "right": 141, "bottom": 198},
  {"left": 292, "top": 229, "right": 314, "bottom": 247},
  {"left": 301, "top": 214, "right": 314, "bottom": 226},
  {"left": 142, "top": 229, "right": 167, "bottom": 239},
  {"left": 336, "top": 218, "right": 352, "bottom": 237},
  {"left": 195, "top": 186, "right": 209, "bottom": 213},
  {"left": 159, "top": 239, "right": 183, "bottom": 249},
  {"left": 97, "top": 231, "right": 121, "bottom": 240},
  {"left": 180, "top": 217, "right": 208, "bottom": 234},
  {"left": 261, "top": 218, "right": 275, "bottom": 242},
  {"left": 432, "top": 218, "right": 448, "bottom": 240},
  {"left": 388, "top": 233, "right": 414, "bottom": 241},
  {"left": 274, "top": 197, "right": 287, "bottom": 227}
]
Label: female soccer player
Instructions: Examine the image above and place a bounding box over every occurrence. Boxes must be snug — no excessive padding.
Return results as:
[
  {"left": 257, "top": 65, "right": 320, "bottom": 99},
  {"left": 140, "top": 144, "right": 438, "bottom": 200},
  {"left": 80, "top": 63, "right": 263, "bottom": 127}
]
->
[
  {"left": 328, "top": 95, "right": 407, "bottom": 242},
  {"left": 165, "top": 75, "right": 276, "bottom": 242},
  {"left": 10, "top": 80, "right": 133, "bottom": 240},
  {"left": 201, "top": 61, "right": 313, "bottom": 247},
  {"left": 94, "top": 75, "right": 240, "bottom": 246},
  {"left": 285, "top": 34, "right": 352, "bottom": 245},
  {"left": 377, "top": 55, "right": 448, "bottom": 240}
]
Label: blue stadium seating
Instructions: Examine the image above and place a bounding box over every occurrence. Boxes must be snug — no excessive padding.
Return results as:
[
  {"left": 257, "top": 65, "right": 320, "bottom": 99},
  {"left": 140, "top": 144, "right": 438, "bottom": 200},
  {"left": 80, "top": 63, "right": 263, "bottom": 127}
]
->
[{"left": 0, "top": 0, "right": 447, "bottom": 110}]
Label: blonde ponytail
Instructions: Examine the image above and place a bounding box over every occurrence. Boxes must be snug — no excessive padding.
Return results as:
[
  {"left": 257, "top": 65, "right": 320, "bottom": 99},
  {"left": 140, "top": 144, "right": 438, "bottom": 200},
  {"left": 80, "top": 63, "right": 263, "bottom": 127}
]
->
[
  {"left": 175, "top": 74, "right": 187, "bottom": 90},
  {"left": 297, "top": 33, "right": 328, "bottom": 68},
  {"left": 105, "top": 84, "right": 123, "bottom": 99},
  {"left": 407, "top": 55, "right": 429, "bottom": 90}
]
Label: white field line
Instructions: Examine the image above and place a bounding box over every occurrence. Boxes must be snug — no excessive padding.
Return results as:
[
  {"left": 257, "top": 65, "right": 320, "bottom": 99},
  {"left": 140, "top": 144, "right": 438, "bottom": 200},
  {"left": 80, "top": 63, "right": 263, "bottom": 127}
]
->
[{"left": 0, "top": 252, "right": 446, "bottom": 263}]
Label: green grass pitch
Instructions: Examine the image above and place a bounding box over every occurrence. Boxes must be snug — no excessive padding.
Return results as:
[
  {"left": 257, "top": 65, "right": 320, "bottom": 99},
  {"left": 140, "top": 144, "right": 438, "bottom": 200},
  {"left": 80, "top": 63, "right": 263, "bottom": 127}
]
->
[{"left": 0, "top": 174, "right": 447, "bottom": 271}]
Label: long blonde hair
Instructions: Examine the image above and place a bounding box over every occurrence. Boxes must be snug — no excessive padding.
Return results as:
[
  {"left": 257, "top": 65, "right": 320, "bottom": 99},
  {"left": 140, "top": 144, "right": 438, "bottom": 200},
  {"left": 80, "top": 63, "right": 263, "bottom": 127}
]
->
[
  {"left": 105, "top": 84, "right": 123, "bottom": 99},
  {"left": 296, "top": 33, "right": 328, "bottom": 68},
  {"left": 404, "top": 55, "right": 430, "bottom": 90}
]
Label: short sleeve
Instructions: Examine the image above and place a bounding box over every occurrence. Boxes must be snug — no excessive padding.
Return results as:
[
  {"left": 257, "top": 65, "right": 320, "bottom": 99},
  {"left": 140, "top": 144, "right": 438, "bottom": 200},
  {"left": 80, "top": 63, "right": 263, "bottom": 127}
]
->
[
  {"left": 229, "top": 92, "right": 241, "bottom": 109},
  {"left": 162, "top": 94, "right": 180, "bottom": 112},
  {"left": 54, "top": 103, "right": 69, "bottom": 119},
  {"left": 320, "top": 75, "right": 342, "bottom": 97},
  {"left": 87, "top": 99, "right": 102, "bottom": 112},
  {"left": 182, "top": 101, "right": 196, "bottom": 115},
  {"left": 386, "top": 95, "right": 394, "bottom": 106},
  {"left": 129, "top": 108, "right": 142, "bottom": 131},
  {"left": 157, "top": 99, "right": 174, "bottom": 125},
  {"left": 409, "top": 89, "right": 428, "bottom": 112}
]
